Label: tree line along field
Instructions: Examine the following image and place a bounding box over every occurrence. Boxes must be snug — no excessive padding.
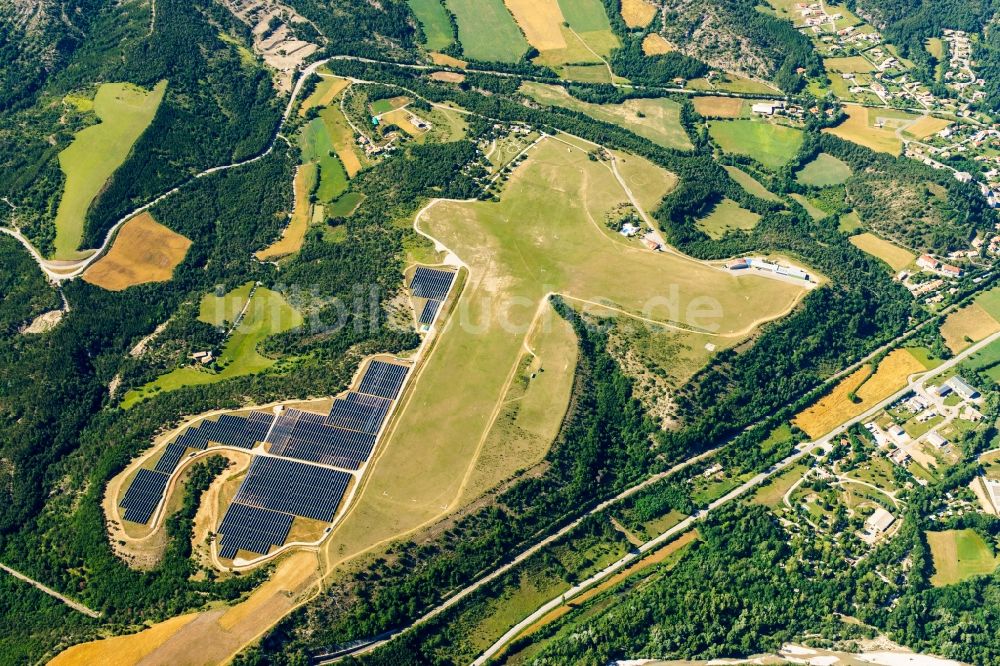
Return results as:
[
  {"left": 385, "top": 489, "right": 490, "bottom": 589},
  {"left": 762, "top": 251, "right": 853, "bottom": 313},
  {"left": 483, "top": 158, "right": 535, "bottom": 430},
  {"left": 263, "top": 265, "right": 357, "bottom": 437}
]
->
[
  {"left": 446, "top": 0, "right": 529, "bottom": 62},
  {"left": 53, "top": 81, "right": 167, "bottom": 260},
  {"left": 521, "top": 82, "right": 692, "bottom": 150},
  {"left": 317, "top": 136, "right": 810, "bottom": 570},
  {"left": 407, "top": 0, "right": 455, "bottom": 51},
  {"left": 848, "top": 232, "right": 916, "bottom": 272}
]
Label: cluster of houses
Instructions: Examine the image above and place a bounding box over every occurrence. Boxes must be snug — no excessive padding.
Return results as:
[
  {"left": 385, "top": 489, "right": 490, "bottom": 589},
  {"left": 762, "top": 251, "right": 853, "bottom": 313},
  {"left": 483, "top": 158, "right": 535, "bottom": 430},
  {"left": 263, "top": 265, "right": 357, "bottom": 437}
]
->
[
  {"left": 942, "top": 30, "right": 986, "bottom": 102},
  {"left": 916, "top": 254, "right": 964, "bottom": 278}
]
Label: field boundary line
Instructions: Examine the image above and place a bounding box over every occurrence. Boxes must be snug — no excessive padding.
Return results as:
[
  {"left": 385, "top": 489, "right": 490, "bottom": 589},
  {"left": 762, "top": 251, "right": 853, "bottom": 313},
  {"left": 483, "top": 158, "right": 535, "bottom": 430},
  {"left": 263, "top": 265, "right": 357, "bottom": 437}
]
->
[{"left": 0, "top": 562, "right": 102, "bottom": 618}]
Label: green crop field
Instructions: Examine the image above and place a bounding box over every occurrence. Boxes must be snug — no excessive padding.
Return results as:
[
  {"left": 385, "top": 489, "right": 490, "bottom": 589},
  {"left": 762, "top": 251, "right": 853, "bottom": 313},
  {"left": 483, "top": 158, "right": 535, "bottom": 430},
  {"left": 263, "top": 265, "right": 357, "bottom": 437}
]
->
[
  {"left": 975, "top": 285, "right": 1000, "bottom": 320},
  {"left": 122, "top": 286, "right": 302, "bottom": 407},
  {"left": 53, "top": 80, "right": 167, "bottom": 259},
  {"left": 321, "top": 136, "right": 808, "bottom": 567},
  {"left": 796, "top": 153, "right": 852, "bottom": 186},
  {"left": 724, "top": 166, "right": 780, "bottom": 201},
  {"left": 407, "top": 0, "right": 454, "bottom": 50},
  {"left": 446, "top": 0, "right": 529, "bottom": 62},
  {"left": 299, "top": 117, "right": 349, "bottom": 203},
  {"left": 696, "top": 198, "right": 761, "bottom": 238},
  {"left": 557, "top": 0, "right": 619, "bottom": 56},
  {"left": 927, "top": 529, "right": 1000, "bottom": 586},
  {"left": 522, "top": 82, "right": 692, "bottom": 150},
  {"left": 708, "top": 120, "right": 803, "bottom": 170},
  {"left": 839, "top": 211, "right": 863, "bottom": 233}
]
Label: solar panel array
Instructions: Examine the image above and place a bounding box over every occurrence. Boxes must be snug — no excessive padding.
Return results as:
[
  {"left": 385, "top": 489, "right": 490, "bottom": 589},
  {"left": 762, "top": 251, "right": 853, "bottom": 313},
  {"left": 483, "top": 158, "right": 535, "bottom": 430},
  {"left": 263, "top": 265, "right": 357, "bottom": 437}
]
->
[
  {"left": 217, "top": 502, "right": 294, "bottom": 559},
  {"left": 154, "top": 442, "right": 188, "bottom": 474},
  {"left": 234, "top": 456, "right": 352, "bottom": 522},
  {"left": 419, "top": 298, "right": 441, "bottom": 325},
  {"left": 409, "top": 267, "right": 455, "bottom": 301},
  {"left": 120, "top": 469, "right": 169, "bottom": 524},
  {"left": 174, "top": 411, "right": 274, "bottom": 450},
  {"left": 324, "top": 393, "right": 391, "bottom": 433},
  {"left": 268, "top": 408, "right": 376, "bottom": 470},
  {"left": 357, "top": 360, "right": 409, "bottom": 400}
]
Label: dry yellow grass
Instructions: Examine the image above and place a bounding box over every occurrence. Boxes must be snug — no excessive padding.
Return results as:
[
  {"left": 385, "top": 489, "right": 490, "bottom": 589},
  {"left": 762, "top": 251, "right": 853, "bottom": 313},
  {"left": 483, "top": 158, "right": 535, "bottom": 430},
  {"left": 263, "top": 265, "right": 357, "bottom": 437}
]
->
[
  {"left": 298, "top": 76, "right": 349, "bottom": 116},
  {"left": 693, "top": 96, "right": 744, "bottom": 118},
  {"left": 430, "top": 52, "right": 467, "bottom": 68},
  {"left": 430, "top": 71, "right": 466, "bottom": 83},
  {"left": 622, "top": 0, "right": 657, "bottom": 28},
  {"left": 49, "top": 613, "right": 200, "bottom": 666},
  {"left": 83, "top": 212, "right": 191, "bottom": 291},
  {"left": 382, "top": 108, "right": 426, "bottom": 137},
  {"left": 940, "top": 302, "right": 1000, "bottom": 353},
  {"left": 255, "top": 163, "right": 315, "bottom": 260},
  {"left": 824, "top": 106, "right": 903, "bottom": 155},
  {"left": 905, "top": 115, "right": 953, "bottom": 140},
  {"left": 794, "top": 349, "right": 926, "bottom": 438},
  {"left": 849, "top": 232, "right": 915, "bottom": 271},
  {"left": 642, "top": 33, "right": 673, "bottom": 55},
  {"left": 504, "top": 0, "right": 567, "bottom": 51}
]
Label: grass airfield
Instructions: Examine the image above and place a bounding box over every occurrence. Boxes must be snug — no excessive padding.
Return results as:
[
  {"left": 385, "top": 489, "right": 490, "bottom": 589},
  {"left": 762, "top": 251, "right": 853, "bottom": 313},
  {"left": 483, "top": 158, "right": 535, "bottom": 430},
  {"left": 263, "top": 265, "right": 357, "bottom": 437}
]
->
[{"left": 320, "top": 135, "right": 810, "bottom": 567}]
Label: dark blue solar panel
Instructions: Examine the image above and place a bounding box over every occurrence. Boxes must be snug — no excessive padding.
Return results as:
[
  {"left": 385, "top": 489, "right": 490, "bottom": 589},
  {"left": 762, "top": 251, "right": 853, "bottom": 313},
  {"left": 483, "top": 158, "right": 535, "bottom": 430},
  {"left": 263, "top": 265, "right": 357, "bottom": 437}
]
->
[
  {"left": 357, "top": 360, "right": 408, "bottom": 400},
  {"left": 234, "top": 456, "right": 351, "bottom": 522},
  {"left": 154, "top": 443, "right": 188, "bottom": 474},
  {"left": 120, "top": 469, "right": 169, "bottom": 524},
  {"left": 191, "top": 411, "right": 274, "bottom": 449},
  {"left": 324, "top": 393, "right": 391, "bottom": 434},
  {"left": 410, "top": 267, "right": 455, "bottom": 301},
  {"left": 419, "top": 299, "right": 441, "bottom": 325},
  {"left": 217, "top": 501, "right": 293, "bottom": 558}
]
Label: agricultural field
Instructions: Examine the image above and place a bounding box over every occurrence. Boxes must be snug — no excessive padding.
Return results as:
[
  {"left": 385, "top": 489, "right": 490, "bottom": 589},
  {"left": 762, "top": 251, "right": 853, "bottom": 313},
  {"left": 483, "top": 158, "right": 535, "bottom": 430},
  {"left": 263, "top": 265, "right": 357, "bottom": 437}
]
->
[
  {"left": 446, "top": 0, "right": 529, "bottom": 62},
  {"left": 695, "top": 198, "right": 761, "bottom": 238},
  {"left": 794, "top": 348, "right": 926, "bottom": 438},
  {"left": 299, "top": 116, "right": 349, "bottom": 202},
  {"left": 53, "top": 80, "right": 167, "bottom": 260},
  {"left": 381, "top": 108, "right": 427, "bottom": 138},
  {"left": 505, "top": 0, "right": 567, "bottom": 51},
  {"left": 824, "top": 56, "right": 876, "bottom": 73},
  {"left": 791, "top": 193, "right": 829, "bottom": 221},
  {"left": 752, "top": 463, "right": 808, "bottom": 508},
  {"left": 407, "top": 0, "right": 455, "bottom": 50},
  {"left": 621, "top": 0, "right": 657, "bottom": 28},
  {"left": 693, "top": 96, "right": 746, "bottom": 118},
  {"left": 839, "top": 211, "right": 863, "bottom": 233},
  {"left": 255, "top": 163, "right": 318, "bottom": 260},
  {"left": 976, "top": 286, "right": 1000, "bottom": 320},
  {"left": 122, "top": 286, "right": 302, "bottom": 407},
  {"left": 939, "top": 302, "right": 1000, "bottom": 353},
  {"left": 320, "top": 137, "right": 808, "bottom": 568},
  {"left": 370, "top": 95, "right": 410, "bottom": 115},
  {"left": 927, "top": 529, "right": 1000, "bottom": 587},
  {"left": 298, "top": 76, "right": 349, "bottom": 116},
  {"left": 902, "top": 115, "right": 953, "bottom": 141},
  {"left": 506, "top": 0, "right": 620, "bottom": 76},
  {"left": 796, "top": 153, "right": 852, "bottom": 186},
  {"left": 849, "top": 232, "right": 916, "bottom": 271},
  {"left": 611, "top": 148, "right": 679, "bottom": 210},
  {"left": 708, "top": 120, "right": 803, "bottom": 169},
  {"left": 641, "top": 34, "right": 672, "bottom": 55},
  {"left": 319, "top": 106, "right": 367, "bottom": 177},
  {"left": 724, "top": 166, "right": 780, "bottom": 201},
  {"left": 522, "top": 82, "right": 692, "bottom": 150},
  {"left": 82, "top": 213, "right": 191, "bottom": 290},
  {"left": 824, "top": 106, "right": 916, "bottom": 155}
]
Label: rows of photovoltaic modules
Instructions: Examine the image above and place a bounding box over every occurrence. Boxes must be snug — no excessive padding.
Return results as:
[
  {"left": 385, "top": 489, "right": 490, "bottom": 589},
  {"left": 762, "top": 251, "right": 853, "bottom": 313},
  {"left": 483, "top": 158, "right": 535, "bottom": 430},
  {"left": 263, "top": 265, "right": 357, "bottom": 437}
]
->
[
  {"left": 216, "top": 360, "right": 409, "bottom": 558},
  {"left": 119, "top": 360, "right": 411, "bottom": 560},
  {"left": 412, "top": 267, "right": 455, "bottom": 325},
  {"left": 118, "top": 412, "right": 275, "bottom": 523}
]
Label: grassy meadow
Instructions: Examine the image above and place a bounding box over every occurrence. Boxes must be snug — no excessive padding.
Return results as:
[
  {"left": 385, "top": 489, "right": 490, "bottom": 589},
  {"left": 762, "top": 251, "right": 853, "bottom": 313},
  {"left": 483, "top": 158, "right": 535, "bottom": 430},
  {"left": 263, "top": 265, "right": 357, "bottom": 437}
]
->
[
  {"left": 53, "top": 80, "right": 167, "bottom": 259},
  {"left": 407, "top": 0, "right": 455, "bottom": 50},
  {"left": 446, "top": 0, "right": 529, "bottom": 62},
  {"left": 708, "top": 120, "right": 803, "bottom": 169},
  {"left": 796, "top": 153, "right": 852, "bottom": 186}
]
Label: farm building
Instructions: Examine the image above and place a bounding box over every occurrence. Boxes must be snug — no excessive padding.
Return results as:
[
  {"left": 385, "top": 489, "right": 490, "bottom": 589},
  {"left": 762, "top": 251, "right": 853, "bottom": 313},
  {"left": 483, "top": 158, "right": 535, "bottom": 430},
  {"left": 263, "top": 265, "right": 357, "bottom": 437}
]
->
[
  {"left": 866, "top": 507, "right": 895, "bottom": 534},
  {"left": 947, "top": 376, "right": 980, "bottom": 400},
  {"left": 751, "top": 101, "right": 785, "bottom": 115},
  {"left": 917, "top": 254, "right": 939, "bottom": 270},
  {"left": 926, "top": 431, "right": 948, "bottom": 448}
]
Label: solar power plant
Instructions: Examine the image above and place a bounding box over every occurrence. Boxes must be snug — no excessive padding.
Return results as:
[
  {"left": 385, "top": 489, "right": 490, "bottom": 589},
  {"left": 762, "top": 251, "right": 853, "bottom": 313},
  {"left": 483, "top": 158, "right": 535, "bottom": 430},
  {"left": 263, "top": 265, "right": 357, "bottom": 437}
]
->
[
  {"left": 409, "top": 267, "right": 455, "bottom": 301},
  {"left": 268, "top": 410, "right": 377, "bottom": 470},
  {"left": 419, "top": 299, "right": 441, "bottom": 325},
  {"left": 119, "top": 469, "right": 169, "bottom": 524},
  {"left": 154, "top": 442, "right": 188, "bottom": 475},
  {"left": 324, "top": 393, "right": 391, "bottom": 434},
  {"left": 234, "top": 456, "right": 352, "bottom": 522},
  {"left": 192, "top": 411, "right": 274, "bottom": 449},
  {"left": 175, "top": 430, "right": 208, "bottom": 450},
  {"left": 216, "top": 501, "right": 294, "bottom": 559},
  {"left": 357, "top": 360, "right": 409, "bottom": 400}
]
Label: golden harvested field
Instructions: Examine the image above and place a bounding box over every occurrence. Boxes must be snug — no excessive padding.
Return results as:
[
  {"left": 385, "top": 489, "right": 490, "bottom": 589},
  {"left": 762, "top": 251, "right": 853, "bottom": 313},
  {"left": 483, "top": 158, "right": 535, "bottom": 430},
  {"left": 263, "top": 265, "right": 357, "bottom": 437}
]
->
[
  {"left": 940, "top": 302, "right": 1000, "bottom": 353},
  {"left": 430, "top": 52, "right": 468, "bottom": 68},
  {"left": 430, "top": 70, "right": 466, "bottom": 83},
  {"left": 50, "top": 613, "right": 201, "bottom": 666},
  {"left": 505, "top": 0, "right": 567, "bottom": 50},
  {"left": 298, "top": 76, "right": 349, "bottom": 116},
  {"left": 642, "top": 33, "right": 673, "bottom": 55},
  {"left": 794, "top": 348, "right": 926, "bottom": 438},
  {"left": 256, "top": 163, "right": 317, "bottom": 260},
  {"left": 849, "top": 232, "right": 915, "bottom": 271},
  {"left": 382, "top": 108, "right": 426, "bottom": 137},
  {"left": 904, "top": 115, "right": 953, "bottom": 140},
  {"left": 824, "top": 106, "right": 906, "bottom": 155},
  {"left": 693, "top": 96, "right": 745, "bottom": 118},
  {"left": 83, "top": 212, "right": 191, "bottom": 290},
  {"left": 621, "top": 0, "right": 657, "bottom": 27}
]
